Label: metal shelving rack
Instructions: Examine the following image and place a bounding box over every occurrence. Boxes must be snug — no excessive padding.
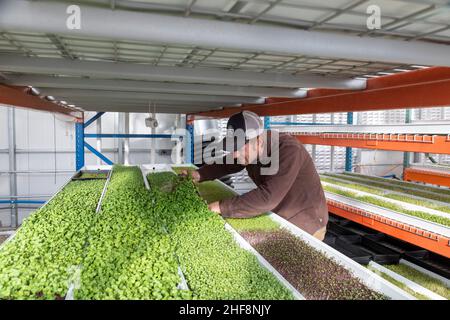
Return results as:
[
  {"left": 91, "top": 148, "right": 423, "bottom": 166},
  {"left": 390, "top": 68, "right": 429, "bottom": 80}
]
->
[
  {"left": 325, "top": 192, "right": 450, "bottom": 258},
  {"left": 404, "top": 165, "right": 450, "bottom": 188},
  {"left": 75, "top": 112, "right": 188, "bottom": 171},
  {"left": 263, "top": 118, "right": 450, "bottom": 256}
]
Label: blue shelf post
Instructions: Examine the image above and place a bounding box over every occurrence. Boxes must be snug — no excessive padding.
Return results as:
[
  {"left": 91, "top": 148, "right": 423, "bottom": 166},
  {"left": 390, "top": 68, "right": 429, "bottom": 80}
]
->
[
  {"left": 345, "top": 112, "right": 354, "bottom": 172},
  {"left": 264, "top": 116, "right": 271, "bottom": 130},
  {"left": 185, "top": 121, "right": 194, "bottom": 164},
  {"left": 75, "top": 121, "right": 85, "bottom": 171}
]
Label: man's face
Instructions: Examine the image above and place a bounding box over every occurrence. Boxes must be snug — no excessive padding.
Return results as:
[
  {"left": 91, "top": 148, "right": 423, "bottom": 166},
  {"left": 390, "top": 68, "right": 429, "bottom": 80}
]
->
[{"left": 233, "top": 138, "right": 260, "bottom": 165}]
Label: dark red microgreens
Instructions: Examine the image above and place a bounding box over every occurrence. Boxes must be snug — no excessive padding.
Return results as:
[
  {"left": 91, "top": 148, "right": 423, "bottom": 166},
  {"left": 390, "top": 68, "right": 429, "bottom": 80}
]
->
[{"left": 241, "top": 230, "right": 387, "bottom": 300}]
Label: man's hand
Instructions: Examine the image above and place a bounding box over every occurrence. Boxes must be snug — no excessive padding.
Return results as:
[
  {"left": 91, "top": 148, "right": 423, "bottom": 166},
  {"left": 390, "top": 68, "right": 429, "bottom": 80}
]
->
[
  {"left": 208, "top": 201, "right": 221, "bottom": 214},
  {"left": 179, "top": 169, "right": 200, "bottom": 183}
]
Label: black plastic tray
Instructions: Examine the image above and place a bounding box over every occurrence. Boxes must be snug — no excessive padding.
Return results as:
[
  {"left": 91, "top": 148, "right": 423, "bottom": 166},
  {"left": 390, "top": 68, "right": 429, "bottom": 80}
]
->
[
  {"left": 327, "top": 221, "right": 359, "bottom": 236},
  {"left": 324, "top": 234, "right": 372, "bottom": 265},
  {"left": 364, "top": 233, "right": 422, "bottom": 255},
  {"left": 338, "top": 235, "right": 401, "bottom": 264},
  {"left": 332, "top": 217, "right": 380, "bottom": 236},
  {"left": 404, "top": 250, "right": 450, "bottom": 279}
]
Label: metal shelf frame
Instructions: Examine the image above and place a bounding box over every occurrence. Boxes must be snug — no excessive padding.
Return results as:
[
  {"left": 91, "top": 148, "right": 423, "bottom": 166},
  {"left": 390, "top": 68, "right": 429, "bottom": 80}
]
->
[
  {"left": 368, "top": 261, "right": 446, "bottom": 300},
  {"left": 75, "top": 112, "right": 187, "bottom": 170},
  {"left": 290, "top": 132, "right": 450, "bottom": 155},
  {"left": 325, "top": 192, "right": 450, "bottom": 258},
  {"left": 321, "top": 181, "right": 450, "bottom": 221},
  {"left": 404, "top": 166, "right": 450, "bottom": 188}
]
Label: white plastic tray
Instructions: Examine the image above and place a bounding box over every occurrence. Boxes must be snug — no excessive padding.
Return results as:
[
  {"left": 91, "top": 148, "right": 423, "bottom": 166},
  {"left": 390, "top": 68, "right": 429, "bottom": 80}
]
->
[
  {"left": 142, "top": 164, "right": 304, "bottom": 299},
  {"left": 213, "top": 179, "right": 415, "bottom": 300},
  {"left": 325, "top": 192, "right": 450, "bottom": 238},
  {"left": 321, "top": 174, "right": 450, "bottom": 209},
  {"left": 368, "top": 261, "right": 445, "bottom": 300}
]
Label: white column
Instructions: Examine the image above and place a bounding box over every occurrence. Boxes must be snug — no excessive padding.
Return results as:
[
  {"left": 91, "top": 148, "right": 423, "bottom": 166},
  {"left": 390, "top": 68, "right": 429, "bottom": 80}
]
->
[
  {"left": 150, "top": 112, "right": 156, "bottom": 164},
  {"left": 124, "top": 113, "right": 130, "bottom": 165},
  {"left": 8, "top": 107, "right": 18, "bottom": 228},
  {"left": 174, "top": 114, "right": 182, "bottom": 164},
  {"left": 118, "top": 113, "right": 124, "bottom": 164}
]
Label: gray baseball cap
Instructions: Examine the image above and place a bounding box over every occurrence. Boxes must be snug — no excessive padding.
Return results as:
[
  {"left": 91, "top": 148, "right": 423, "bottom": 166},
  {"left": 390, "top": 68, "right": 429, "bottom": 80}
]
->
[{"left": 221, "top": 111, "right": 264, "bottom": 154}]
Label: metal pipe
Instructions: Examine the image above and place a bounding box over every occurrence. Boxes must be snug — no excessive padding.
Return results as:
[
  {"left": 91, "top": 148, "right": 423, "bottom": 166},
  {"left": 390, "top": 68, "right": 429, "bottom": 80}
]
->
[
  {"left": 84, "top": 133, "right": 182, "bottom": 138},
  {"left": 0, "top": 55, "right": 365, "bottom": 89},
  {"left": 0, "top": 206, "right": 41, "bottom": 211},
  {"left": 6, "top": 75, "right": 308, "bottom": 98},
  {"left": 84, "top": 112, "right": 105, "bottom": 128},
  {"left": 150, "top": 112, "right": 156, "bottom": 164},
  {"left": 0, "top": 195, "right": 51, "bottom": 199},
  {"left": 0, "top": 170, "right": 74, "bottom": 174},
  {"left": 84, "top": 141, "right": 114, "bottom": 165},
  {"left": 0, "top": 200, "right": 46, "bottom": 205},
  {"left": 8, "top": 107, "right": 18, "bottom": 228},
  {"left": 39, "top": 88, "right": 266, "bottom": 105},
  {"left": 0, "top": 0, "right": 449, "bottom": 66},
  {"left": 0, "top": 148, "right": 188, "bottom": 155}
]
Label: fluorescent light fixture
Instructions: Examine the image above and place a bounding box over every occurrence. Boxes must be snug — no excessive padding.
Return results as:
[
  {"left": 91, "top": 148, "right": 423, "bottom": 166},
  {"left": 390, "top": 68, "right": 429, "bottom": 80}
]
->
[
  {"left": 294, "top": 89, "right": 308, "bottom": 97},
  {"left": 393, "top": 69, "right": 410, "bottom": 72},
  {"left": 28, "top": 86, "right": 40, "bottom": 96}
]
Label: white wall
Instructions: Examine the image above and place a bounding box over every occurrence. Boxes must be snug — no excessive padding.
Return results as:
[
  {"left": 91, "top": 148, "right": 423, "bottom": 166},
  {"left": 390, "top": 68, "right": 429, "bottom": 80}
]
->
[
  {"left": 0, "top": 106, "right": 181, "bottom": 227},
  {"left": 0, "top": 107, "right": 10, "bottom": 227}
]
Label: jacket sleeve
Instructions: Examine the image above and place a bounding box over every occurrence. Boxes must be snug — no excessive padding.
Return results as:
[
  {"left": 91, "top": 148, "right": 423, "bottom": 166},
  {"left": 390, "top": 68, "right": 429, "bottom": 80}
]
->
[
  {"left": 219, "top": 144, "right": 303, "bottom": 218},
  {"left": 197, "top": 157, "right": 245, "bottom": 182}
]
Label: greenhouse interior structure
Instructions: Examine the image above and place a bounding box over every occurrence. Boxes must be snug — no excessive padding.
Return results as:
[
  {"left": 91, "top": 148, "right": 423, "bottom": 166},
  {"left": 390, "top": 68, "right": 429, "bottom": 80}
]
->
[{"left": 0, "top": 0, "right": 449, "bottom": 302}]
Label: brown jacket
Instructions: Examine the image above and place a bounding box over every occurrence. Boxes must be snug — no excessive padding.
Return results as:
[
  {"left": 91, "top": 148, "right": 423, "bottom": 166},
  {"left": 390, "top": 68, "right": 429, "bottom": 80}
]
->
[{"left": 198, "top": 133, "right": 329, "bottom": 235}]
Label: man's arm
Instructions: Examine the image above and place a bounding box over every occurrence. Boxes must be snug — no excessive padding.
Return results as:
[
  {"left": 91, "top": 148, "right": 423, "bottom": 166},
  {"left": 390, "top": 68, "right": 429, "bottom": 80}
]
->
[
  {"left": 219, "top": 144, "right": 303, "bottom": 218},
  {"left": 197, "top": 156, "right": 245, "bottom": 182}
]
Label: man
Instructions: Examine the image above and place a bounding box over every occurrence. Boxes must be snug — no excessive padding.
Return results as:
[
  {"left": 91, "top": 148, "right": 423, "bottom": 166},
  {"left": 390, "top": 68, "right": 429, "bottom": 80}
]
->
[{"left": 186, "top": 111, "right": 328, "bottom": 241}]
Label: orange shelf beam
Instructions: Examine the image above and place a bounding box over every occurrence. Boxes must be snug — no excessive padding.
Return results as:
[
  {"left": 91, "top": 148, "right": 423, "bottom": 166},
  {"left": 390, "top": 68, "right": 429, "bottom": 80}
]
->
[
  {"left": 404, "top": 167, "right": 450, "bottom": 188},
  {"left": 327, "top": 199, "right": 450, "bottom": 258},
  {"left": 0, "top": 84, "right": 82, "bottom": 121},
  {"left": 293, "top": 133, "right": 450, "bottom": 155},
  {"left": 193, "top": 67, "right": 450, "bottom": 118}
]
